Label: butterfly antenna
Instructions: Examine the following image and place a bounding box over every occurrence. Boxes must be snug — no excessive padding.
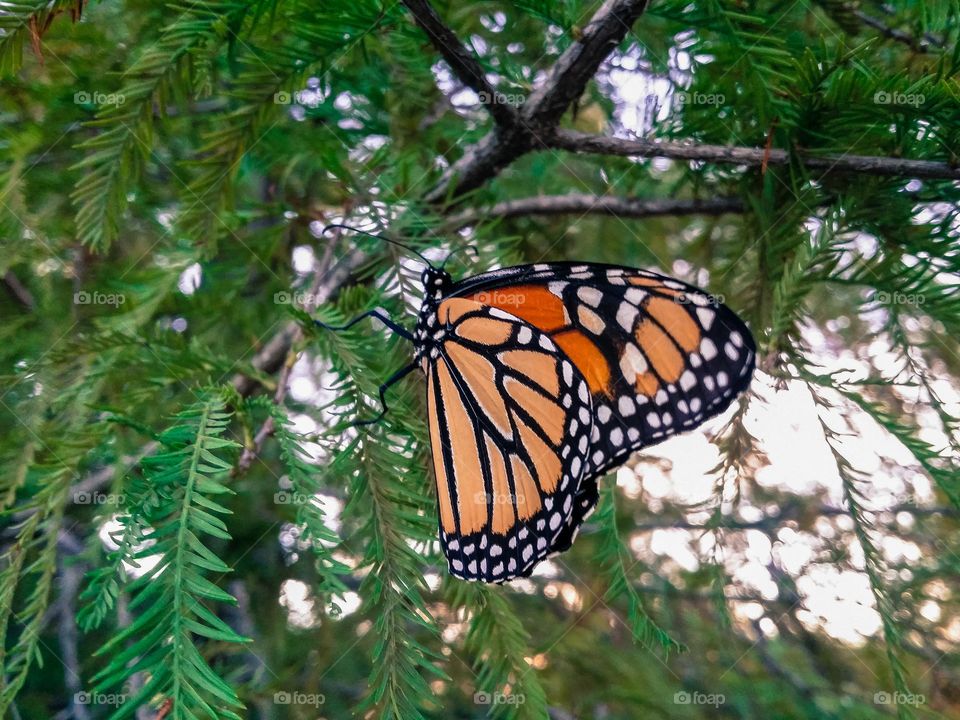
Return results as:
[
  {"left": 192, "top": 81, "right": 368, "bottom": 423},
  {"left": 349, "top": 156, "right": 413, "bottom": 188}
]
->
[
  {"left": 321, "top": 223, "right": 435, "bottom": 268},
  {"left": 441, "top": 244, "right": 479, "bottom": 270}
]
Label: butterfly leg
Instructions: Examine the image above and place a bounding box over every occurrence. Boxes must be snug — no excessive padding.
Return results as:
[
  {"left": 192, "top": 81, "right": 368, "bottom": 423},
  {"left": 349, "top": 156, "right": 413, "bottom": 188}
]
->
[
  {"left": 349, "top": 361, "right": 418, "bottom": 429},
  {"left": 314, "top": 309, "right": 414, "bottom": 342}
]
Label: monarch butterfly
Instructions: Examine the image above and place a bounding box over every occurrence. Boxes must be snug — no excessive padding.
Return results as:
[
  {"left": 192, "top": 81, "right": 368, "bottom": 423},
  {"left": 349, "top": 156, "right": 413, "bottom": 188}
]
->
[{"left": 318, "top": 228, "right": 755, "bottom": 583}]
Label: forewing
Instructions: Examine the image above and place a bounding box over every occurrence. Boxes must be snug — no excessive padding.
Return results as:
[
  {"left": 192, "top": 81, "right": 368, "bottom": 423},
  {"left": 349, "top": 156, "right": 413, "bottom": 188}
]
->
[
  {"left": 452, "top": 263, "right": 756, "bottom": 479},
  {"left": 426, "top": 298, "right": 593, "bottom": 582}
]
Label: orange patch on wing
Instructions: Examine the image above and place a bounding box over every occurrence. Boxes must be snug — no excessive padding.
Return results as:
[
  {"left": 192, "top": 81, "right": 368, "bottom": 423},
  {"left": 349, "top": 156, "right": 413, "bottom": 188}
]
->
[
  {"left": 484, "top": 434, "right": 515, "bottom": 535},
  {"left": 635, "top": 371, "right": 659, "bottom": 397},
  {"left": 468, "top": 285, "right": 568, "bottom": 331},
  {"left": 428, "top": 372, "right": 456, "bottom": 533},
  {"left": 445, "top": 343, "right": 513, "bottom": 439},
  {"left": 455, "top": 317, "right": 513, "bottom": 345},
  {"left": 516, "top": 419, "right": 561, "bottom": 493},
  {"left": 438, "top": 297, "right": 477, "bottom": 325},
  {"left": 500, "top": 350, "right": 560, "bottom": 396},
  {"left": 645, "top": 296, "right": 701, "bottom": 352},
  {"left": 510, "top": 455, "right": 542, "bottom": 520},
  {"left": 635, "top": 320, "right": 684, "bottom": 383},
  {"left": 504, "top": 377, "right": 564, "bottom": 446},
  {"left": 553, "top": 329, "right": 611, "bottom": 396},
  {"left": 628, "top": 276, "right": 683, "bottom": 297},
  {"left": 437, "top": 360, "right": 487, "bottom": 534}
]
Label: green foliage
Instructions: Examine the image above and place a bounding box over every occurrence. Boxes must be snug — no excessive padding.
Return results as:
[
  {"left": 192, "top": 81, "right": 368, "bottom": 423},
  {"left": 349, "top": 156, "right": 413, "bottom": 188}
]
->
[{"left": 87, "top": 393, "right": 248, "bottom": 720}]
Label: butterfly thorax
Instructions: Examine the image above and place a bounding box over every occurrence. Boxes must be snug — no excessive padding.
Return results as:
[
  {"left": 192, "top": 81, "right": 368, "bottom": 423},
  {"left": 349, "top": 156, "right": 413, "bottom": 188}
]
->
[{"left": 413, "top": 266, "right": 454, "bottom": 368}]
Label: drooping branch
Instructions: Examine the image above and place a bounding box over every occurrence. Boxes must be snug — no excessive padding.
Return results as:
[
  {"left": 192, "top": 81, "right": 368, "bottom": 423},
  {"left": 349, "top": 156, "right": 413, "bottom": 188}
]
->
[
  {"left": 854, "top": 10, "right": 942, "bottom": 52},
  {"left": 401, "top": 0, "right": 517, "bottom": 127},
  {"left": 443, "top": 194, "right": 744, "bottom": 228},
  {"left": 547, "top": 129, "right": 960, "bottom": 181}
]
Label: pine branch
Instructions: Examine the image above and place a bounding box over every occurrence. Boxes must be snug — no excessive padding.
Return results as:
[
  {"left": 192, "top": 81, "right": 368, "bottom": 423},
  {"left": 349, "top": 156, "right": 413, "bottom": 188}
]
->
[
  {"left": 443, "top": 195, "right": 744, "bottom": 227},
  {"left": 424, "top": 0, "right": 651, "bottom": 203},
  {"left": 88, "top": 393, "right": 249, "bottom": 720},
  {"left": 546, "top": 129, "right": 960, "bottom": 181},
  {"left": 400, "top": 0, "right": 517, "bottom": 126}
]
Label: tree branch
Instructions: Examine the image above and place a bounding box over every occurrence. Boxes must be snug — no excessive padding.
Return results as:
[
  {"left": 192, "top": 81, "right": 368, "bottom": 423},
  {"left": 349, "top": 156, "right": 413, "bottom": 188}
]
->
[
  {"left": 443, "top": 194, "right": 744, "bottom": 228},
  {"left": 854, "top": 10, "right": 941, "bottom": 52},
  {"left": 547, "top": 129, "right": 960, "bottom": 181},
  {"left": 401, "top": 0, "right": 517, "bottom": 127},
  {"left": 425, "top": 0, "right": 651, "bottom": 203}
]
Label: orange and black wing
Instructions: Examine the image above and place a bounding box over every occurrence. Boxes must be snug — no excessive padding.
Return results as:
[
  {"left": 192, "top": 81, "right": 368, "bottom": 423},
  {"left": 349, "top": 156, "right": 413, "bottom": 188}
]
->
[
  {"left": 451, "top": 262, "right": 756, "bottom": 526},
  {"left": 425, "top": 298, "right": 593, "bottom": 582}
]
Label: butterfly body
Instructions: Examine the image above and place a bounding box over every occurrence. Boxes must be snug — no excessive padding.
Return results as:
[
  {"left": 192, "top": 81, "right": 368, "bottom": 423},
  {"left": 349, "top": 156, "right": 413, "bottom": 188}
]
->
[{"left": 408, "top": 262, "right": 755, "bottom": 583}]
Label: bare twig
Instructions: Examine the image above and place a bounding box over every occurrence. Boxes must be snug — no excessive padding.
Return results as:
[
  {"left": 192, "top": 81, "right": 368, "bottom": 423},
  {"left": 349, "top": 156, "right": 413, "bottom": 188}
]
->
[
  {"left": 443, "top": 195, "right": 744, "bottom": 228},
  {"left": 854, "top": 10, "right": 942, "bottom": 52},
  {"left": 547, "top": 129, "right": 960, "bottom": 181},
  {"left": 3, "top": 271, "right": 35, "bottom": 311},
  {"left": 401, "top": 0, "right": 517, "bottom": 127}
]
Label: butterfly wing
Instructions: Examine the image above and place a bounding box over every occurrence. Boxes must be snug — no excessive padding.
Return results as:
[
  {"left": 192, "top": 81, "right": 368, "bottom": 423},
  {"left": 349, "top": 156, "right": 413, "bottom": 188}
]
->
[
  {"left": 450, "top": 262, "right": 756, "bottom": 523},
  {"left": 425, "top": 298, "right": 593, "bottom": 582}
]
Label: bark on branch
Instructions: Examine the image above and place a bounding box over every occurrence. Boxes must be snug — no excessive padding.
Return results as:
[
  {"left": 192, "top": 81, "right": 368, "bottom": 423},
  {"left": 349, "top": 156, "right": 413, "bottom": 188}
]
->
[
  {"left": 401, "top": 0, "right": 517, "bottom": 127},
  {"left": 547, "top": 129, "right": 960, "bottom": 180}
]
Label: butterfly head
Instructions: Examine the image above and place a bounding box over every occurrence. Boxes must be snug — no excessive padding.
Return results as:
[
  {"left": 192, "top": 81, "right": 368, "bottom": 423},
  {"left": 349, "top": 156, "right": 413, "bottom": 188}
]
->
[{"left": 421, "top": 266, "right": 453, "bottom": 300}]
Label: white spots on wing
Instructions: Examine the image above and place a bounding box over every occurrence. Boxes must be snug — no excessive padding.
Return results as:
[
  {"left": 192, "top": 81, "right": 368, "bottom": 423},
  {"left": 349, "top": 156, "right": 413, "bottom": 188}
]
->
[
  {"left": 577, "top": 304, "right": 605, "bottom": 334},
  {"left": 718, "top": 371, "right": 729, "bottom": 388},
  {"left": 725, "top": 342, "right": 739, "bottom": 360},
  {"left": 548, "top": 281, "right": 568, "bottom": 297},
  {"left": 616, "top": 302, "right": 638, "bottom": 332},
  {"left": 696, "top": 306, "right": 716, "bottom": 330},
  {"left": 655, "top": 389, "right": 669, "bottom": 405},
  {"left": 646, "top": 412, "right": 661, "bottom": 428},
  {"left": 618, "top": 395, "right": 636, "bottom": 416},
  {"left": 731, "top": 330, "right": 744, "bottom": 348},
  {"left": 578, "top": 382, "right": 589, "bottom": 404},
  {"left": 597, "top": 405, "right": 611, "bottom": 423},
  {"left": 700, "top": 337, "right": 718, "bottom": 361},
  {"left": 610, "top": 428, "right": 623, "bottom": 446},
  {"left": 619, "top": 342, "right": 648, "bottom": 379},
  {"left": 577, "top": 286, "right": 603, "bottom": 307},
  {"left": 571, "top": 456, "right": 582, "bottom": 478},
  {"left": 539, "top": 335, "right": 556, "bottom": 351},
  {"left": 562, "top": 361, "right": 574, "bottom": 386},
  {"left": 517, "top": 326, "right": 533, "bottom": 344},
  {"left": 625, "top": 288, "right": 647, "bottom": 305},
  {"left": 489, "top": 307, "right": 513, "bottom": 320},
  {"left": 679, "top": 370, "right": 697, "bottom": 392}
]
